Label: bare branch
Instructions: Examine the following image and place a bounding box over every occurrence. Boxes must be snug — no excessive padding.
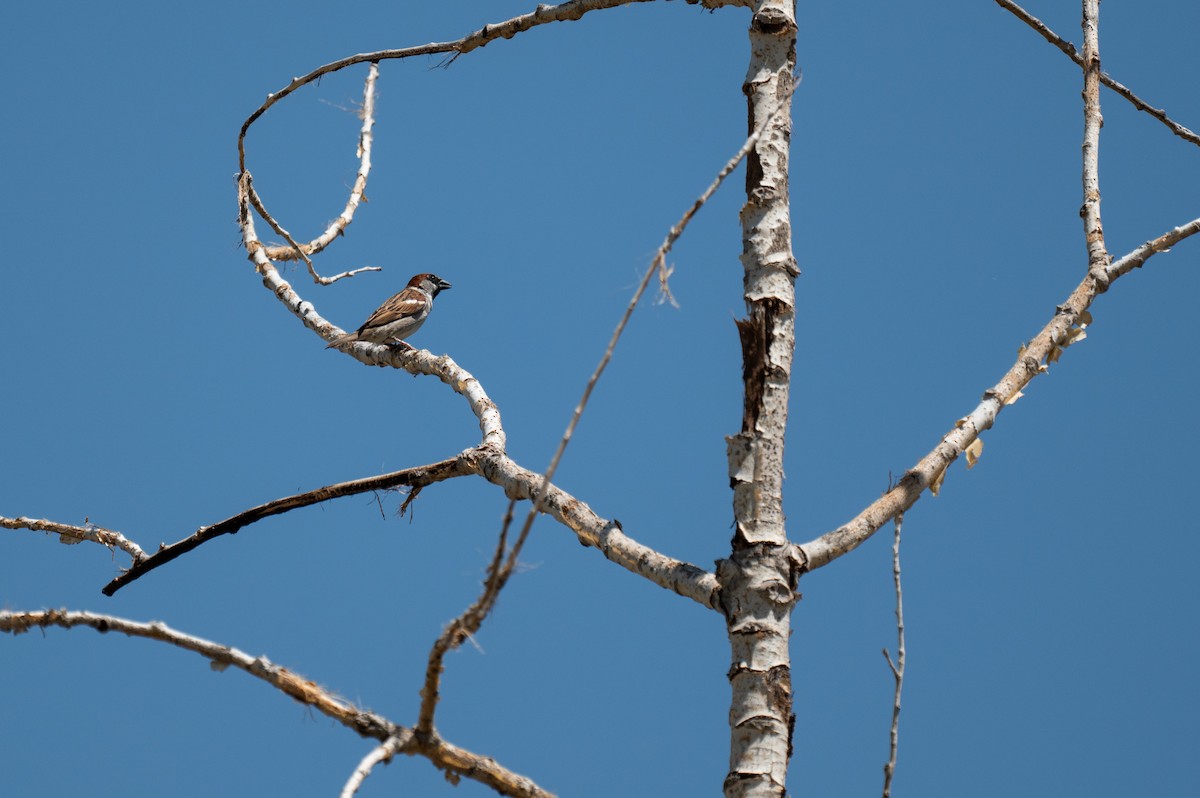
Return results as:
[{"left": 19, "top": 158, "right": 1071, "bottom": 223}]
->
[
  {"left": 236, "top": 0, "right": 668, "bottom": 172},
  {"left": 881, "top": 515, "right": 906, "bottom": 798},
  {"left": 418, "top": 735, "right": 555, "bottom": 798},
  {"left": 246, "top": 180, "right": 381, "bottom": 285},
  {"left": 469, "top": 450, "right": 720, "bottom": 608},
  {"left": 263, "top": 63, "right": 382, "bottom": 270},
  {"left": 1, "top": 609, "right": 401, "bottom": 737},
  {"left": 797, "top": 214, "right": 1200, "bottom": 570},
  {"left": 1106, "top": 217, "right": 1200, "bottom": 281},
  {"left": 1, "top": 515, "right": 148, "bottom": 563},
  {"left": 340, "top": 735, "right": 410, "bottom": 798},
  {"left": 0, "top": 609, "right": 552, "bottom": 798},
  {"left": 418, "top": 500, "right": 521, "bottom": 735},
  {"left": 994, "top": 0, "right": 1200, "bottom": 147},
  {"left": 101, "top": 455, "right": 472, "bottom": 596}
]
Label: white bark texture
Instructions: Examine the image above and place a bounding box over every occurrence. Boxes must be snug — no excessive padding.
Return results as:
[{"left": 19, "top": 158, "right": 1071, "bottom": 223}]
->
[{"left": 719, "top": 2, "right": 801, "bottom": 796}]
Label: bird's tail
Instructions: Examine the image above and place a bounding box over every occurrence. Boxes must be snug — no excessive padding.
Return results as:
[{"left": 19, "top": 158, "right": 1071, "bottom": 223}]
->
[{"left": 326, "top": 331, "right": 359, "bottom": 349}]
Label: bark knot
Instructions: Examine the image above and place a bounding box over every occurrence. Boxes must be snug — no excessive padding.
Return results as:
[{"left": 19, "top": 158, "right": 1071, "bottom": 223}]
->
[{"left": 751, "top": 6, "right": 794, "bottom": 35}]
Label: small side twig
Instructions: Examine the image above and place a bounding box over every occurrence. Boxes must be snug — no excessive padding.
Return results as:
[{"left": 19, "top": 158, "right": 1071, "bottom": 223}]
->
[
  {"left": 881, "top": 514, "right": 906, "bottom": 798},
  {"left": 340, "top": 734, "right": 411, "bottom": 798},
  {"left": 1, "top": 515, "right": 148, "bottom": 563},
  {"left": 246, "top": 181, "right": 382, "bottom": 285}
]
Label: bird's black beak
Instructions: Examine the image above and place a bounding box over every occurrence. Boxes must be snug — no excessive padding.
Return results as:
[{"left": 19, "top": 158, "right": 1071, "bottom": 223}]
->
[{"left": 435, "top": 277, "right": 452, "bottom": 291}]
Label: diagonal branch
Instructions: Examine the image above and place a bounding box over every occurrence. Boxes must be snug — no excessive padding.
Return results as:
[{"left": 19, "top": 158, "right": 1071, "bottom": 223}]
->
[
  {"left": 417, "top": 500, "right": 524, "bottom": 736},
  {"left": 538, "top": 65, "right": 799, "bottom": 486},
  {"left": 797, "top": 214, "right": 1200, "bottom": 571},
  {"left": 994, "top": 0, "right": 1200, "bottom": 147},
  {"left": 469, "top": 449, "right": 720, "bottom": 608},
  {"left": 101, "top": 455, "right": 472, "bottom": 596},
  {"left": 2, "top": 515, "right": 148, "bottom": 562},
  {"left": 0, "top": 609, "right": 553, "bottom": 798},
  {"left": 2, "top": 609, "right": 402, "bottom": 737}
]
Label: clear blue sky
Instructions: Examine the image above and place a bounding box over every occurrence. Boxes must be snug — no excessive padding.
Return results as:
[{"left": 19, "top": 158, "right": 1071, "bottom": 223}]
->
[{"left": 3, "top": 2, "right": 1198, "bottom": 796}]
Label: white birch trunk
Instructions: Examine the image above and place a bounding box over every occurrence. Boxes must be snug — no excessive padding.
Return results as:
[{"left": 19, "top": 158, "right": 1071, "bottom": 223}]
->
[{"left": 719, "top": 2, "right": 801, "bottom": 796}]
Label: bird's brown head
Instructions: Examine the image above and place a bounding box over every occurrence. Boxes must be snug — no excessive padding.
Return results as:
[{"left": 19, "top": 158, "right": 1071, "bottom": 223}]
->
[{"left": 410, "top": 273, "right": 452, "bottom": 297}]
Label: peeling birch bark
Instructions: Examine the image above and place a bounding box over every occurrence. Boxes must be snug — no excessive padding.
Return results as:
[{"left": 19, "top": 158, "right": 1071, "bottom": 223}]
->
[{"left": 718, "top": 2, "right": 801, "bottom": 796}]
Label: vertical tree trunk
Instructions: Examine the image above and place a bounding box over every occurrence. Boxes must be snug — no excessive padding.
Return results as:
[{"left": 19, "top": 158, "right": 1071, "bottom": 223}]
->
[{"left": 719, "top": 2, "right": 801, "bottom": 796}]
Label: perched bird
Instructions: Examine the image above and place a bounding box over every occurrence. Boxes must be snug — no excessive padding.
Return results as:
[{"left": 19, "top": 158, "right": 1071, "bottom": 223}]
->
[{"left": 326, "top": 273, "right": 452, "bottom": 349}]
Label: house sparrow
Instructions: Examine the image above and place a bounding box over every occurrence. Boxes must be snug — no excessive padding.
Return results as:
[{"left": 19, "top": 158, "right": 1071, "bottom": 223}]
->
[{"left": 326, "top": 273, "right": 452, "bottom": 349}]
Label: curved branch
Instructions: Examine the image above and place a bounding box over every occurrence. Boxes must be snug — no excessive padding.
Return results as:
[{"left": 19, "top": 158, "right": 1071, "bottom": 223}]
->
[
  {"left": 340, "top": 735, "right": 410, "bottom": 798},
  {"left": 236, "top": 0, "right": 663, "bottom": 172},
  {"left": 236, "top": 181, "right": 507, "bottom": 449},
  {"left": 101, "top": 455, "right": 472, "bottom": 596},
  {"left": 261, "top": 62, "right": 381, "bottom": 272},
  {"left": 798, "top": 216, "right": 1200, "bottom": 570},
  {"left": 0, "top": 610, "right": 553, "bottom": 798}
]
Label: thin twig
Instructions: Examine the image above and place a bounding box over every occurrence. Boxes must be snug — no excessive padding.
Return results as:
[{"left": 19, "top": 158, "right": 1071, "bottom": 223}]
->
[
  {"left": 340, "top": 734, "right": 410, "bottom": 798},
  {"left": 518, "top": 74, "right": 801, "bottom": 542},
  {"left": 994, "top": 0, "right": 1200, "bottom": 147},
  {"left": 417, "top": 499, "right": 519, "bottom": 734},
  {"left": 101, "top": 455, "right": 472, "bottom": 596},
  {"left": 881, "top": 514, "right": 905, "bottom": 798},
  {"left": 246, "top": 181, "right": 382, "bottom": 285},
  {"left": 1, "top": 515, "right": 148, "bottom": 563}
]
